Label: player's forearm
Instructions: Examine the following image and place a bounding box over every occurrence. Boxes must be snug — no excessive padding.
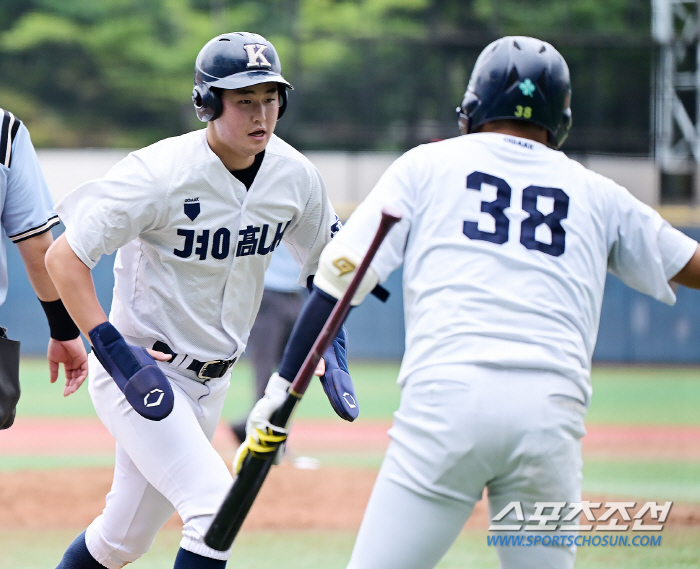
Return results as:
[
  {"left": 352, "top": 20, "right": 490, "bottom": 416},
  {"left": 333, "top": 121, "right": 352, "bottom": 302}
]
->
[
  {"left": 277, "top": 286, "right": 338, "bottom": 381},
  {"left": 45, "top": 234, "right": 108, "bottom": 337},
  {"left": 16, "top": 230, "right": 60, "bottom": 301}
]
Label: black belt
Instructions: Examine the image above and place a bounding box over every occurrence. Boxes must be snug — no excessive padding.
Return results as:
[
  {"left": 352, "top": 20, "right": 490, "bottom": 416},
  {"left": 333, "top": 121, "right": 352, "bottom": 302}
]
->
[{"left": 153, "top": 341, "right": 236, "bottom": 380}]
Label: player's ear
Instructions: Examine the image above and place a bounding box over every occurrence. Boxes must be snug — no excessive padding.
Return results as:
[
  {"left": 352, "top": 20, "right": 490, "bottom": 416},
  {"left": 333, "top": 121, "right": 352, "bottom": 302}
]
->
[{"left": 192, "top": 85, "right": 223, "bottom": 122}]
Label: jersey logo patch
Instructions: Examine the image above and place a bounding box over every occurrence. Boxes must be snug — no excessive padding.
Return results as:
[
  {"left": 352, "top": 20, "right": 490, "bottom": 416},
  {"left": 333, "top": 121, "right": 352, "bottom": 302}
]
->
[
  {"left": 243, "top": 44, "right": 272, "bottom": 68},
  {"left": 184, "top": 198, "right": 200, "bottom": 221},
  {"left": 333, "top": 257, "right": 355, "bottom": 276},
  {"left": 331, "top": 215, "right": 342, "bottom": 238}
]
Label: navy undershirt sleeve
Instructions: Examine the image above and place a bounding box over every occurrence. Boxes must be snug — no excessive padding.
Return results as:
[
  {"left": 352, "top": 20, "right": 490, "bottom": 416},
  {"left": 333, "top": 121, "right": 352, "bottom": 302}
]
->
[{"left": 278, "top": 286, "right": 339, "bottom": 381}]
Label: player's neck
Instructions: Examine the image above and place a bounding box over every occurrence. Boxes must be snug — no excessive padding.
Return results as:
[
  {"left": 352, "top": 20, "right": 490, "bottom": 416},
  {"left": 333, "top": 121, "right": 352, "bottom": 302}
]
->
[
  {"left": 205, "top": 127, "right": 257, "bottom": 171},
  {"left": 478, "top": 120, "right": 549, "bottom": 146}
]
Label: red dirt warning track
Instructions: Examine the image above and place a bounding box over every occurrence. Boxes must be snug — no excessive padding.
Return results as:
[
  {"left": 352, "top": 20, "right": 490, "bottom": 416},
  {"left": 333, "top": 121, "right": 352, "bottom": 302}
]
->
[
  {"left": 2, "top": 418, "right": 700, "bottom": 458},
  {"left": 1, "top": 418, "right": 699, "bottom": 530}
]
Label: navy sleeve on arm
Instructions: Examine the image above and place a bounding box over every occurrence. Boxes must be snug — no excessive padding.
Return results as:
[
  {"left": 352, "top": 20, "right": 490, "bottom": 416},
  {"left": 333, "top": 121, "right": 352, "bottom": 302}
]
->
[{"left": 278, "top": 285, "right": 338, "bottom": 381}]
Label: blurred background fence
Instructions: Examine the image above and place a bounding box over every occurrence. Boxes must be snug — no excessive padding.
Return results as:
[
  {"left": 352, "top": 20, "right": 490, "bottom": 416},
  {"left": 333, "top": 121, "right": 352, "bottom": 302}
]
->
[{"left": 0, "top": 0, "right": 657, "bottom": 155}]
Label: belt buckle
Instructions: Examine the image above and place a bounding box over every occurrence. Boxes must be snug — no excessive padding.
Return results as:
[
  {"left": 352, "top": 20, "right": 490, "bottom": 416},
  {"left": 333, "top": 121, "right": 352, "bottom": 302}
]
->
[{"left": 198, "top": 360, "right": 225, "bottom": 380}]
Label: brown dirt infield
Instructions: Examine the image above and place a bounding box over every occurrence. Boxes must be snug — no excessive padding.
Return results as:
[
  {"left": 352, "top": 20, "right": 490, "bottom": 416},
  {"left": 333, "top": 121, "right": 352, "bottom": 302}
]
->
[{"left": 1, "top": 418, "right": 699, "bottom": 531}]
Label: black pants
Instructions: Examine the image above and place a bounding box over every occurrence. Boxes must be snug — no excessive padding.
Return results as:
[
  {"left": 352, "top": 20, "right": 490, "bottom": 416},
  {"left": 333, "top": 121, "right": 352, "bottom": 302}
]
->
[{"left": 0, "top": 327, "right": 20, "bottom": 429}]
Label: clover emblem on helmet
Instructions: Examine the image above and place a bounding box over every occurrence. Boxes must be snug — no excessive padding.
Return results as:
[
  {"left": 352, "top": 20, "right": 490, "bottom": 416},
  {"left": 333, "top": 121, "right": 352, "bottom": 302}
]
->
[{"left": 518, "top": 79, "right": 536, "bottom": 97}]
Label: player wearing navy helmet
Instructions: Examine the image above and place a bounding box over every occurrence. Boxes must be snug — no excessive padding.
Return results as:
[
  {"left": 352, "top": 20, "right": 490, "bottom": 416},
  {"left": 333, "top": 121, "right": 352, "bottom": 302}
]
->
[
  {"left": 273, "top": 36, "right": 700, "bottom": 569},
  {"left": 47, "top": 32, "right": 352, "bottom": 569},
  {"left": 457, "top": 35, "right": 572, "bottom": 148},
  {"left": 192, "top": 32, "right": 293, "bottom": 122}
]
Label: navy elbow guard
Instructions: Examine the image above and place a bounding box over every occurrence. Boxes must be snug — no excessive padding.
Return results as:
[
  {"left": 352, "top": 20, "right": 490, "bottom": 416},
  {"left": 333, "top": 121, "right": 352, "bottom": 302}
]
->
[
  {"left": 320, "top": 326, "right": 358, "bottom": 422},
  {"left": 89, "top": 322, "right": 174, "bottom": 421}
]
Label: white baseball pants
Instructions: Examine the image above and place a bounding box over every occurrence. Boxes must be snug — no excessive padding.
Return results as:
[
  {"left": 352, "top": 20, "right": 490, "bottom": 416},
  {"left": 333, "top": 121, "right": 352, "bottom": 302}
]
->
[
  {"left": 346, "top": 365, "right": 587, "bottom": 569},
  {"left": 84, "top": 353, "right": 233, "bottom": 569}
]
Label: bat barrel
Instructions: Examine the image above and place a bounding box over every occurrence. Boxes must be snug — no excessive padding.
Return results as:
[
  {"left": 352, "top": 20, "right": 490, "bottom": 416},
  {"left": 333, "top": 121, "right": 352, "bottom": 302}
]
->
[{"left": 205, "top": 454, "right": 275, "bottom": 550}]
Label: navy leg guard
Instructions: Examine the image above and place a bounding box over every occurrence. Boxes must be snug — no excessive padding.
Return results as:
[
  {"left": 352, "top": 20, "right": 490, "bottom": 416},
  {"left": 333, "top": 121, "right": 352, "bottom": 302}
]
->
[
  {"left": 89, "top": 322, "right": 174, "bottom": 421},
  {"left": 174, "top": 548, "right": 227, "bottom": 568},
  {"left": 55, "top": 531, "right": 106, "bottom": 569}
]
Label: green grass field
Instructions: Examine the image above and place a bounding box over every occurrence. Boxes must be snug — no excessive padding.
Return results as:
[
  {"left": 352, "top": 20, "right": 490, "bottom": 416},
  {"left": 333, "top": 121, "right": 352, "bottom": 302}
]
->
[
  {"left": 17, "top": 358, "right": 700, "bottom": 424},
  {"left": 1, "top": 528, "right": 697, "bottom": 569},
  {"left": 5, "top": 358, "right": 700, "bottom": 568},
  {"left": 18, "top": 358, "right": 700, "bottom": 424},
  {"left": 15, "top": 358, "right": 404, "bottom": 420}
]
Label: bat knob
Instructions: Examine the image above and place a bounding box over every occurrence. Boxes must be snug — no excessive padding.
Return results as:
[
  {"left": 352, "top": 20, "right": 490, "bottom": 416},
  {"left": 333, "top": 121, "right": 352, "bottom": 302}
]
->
[{"left": 380, "top": 206, "right": 403, "bottom": 224}]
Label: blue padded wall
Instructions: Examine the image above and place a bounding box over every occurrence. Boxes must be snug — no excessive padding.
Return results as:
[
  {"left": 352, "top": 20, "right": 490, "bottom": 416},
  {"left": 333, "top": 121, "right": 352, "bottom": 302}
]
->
[{"left": 3, "top": 227, "right": 700, "bottom": 363}]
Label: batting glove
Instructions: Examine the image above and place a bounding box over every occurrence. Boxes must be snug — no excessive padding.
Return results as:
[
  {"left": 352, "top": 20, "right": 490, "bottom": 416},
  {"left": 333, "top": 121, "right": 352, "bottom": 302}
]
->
[{"left": 233, "top": 373, "right": 290, "bottom": 474}]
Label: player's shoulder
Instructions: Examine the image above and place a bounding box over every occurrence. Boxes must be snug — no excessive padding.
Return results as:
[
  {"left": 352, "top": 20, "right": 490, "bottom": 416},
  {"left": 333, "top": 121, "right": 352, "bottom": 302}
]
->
[
  {"left": 264, "top": 134, "right": 319, "bottom": 176},
  {"left": 397, "top": 133, "right": 509, "bottom": 161},
  {"left": 568, "top": 156, "right": 629, "bottom": 198},
  {"left": 115, "top": 129, "right": 209, "bottom": 179},
  {"left": 387, "top": 135, "right": 488, "bottom": 172},
  {"left": 0, "top": 108, "right": 24, "bottom": 169},
  {"left": 131, "top": 129, "right": 207, "bottom": 162}
]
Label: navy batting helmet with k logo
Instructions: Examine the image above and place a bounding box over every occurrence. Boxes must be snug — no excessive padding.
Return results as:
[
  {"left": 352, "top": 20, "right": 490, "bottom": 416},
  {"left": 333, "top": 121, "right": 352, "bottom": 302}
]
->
[{"left": 192, "top": 32, "right": 293, "bottom": 122}]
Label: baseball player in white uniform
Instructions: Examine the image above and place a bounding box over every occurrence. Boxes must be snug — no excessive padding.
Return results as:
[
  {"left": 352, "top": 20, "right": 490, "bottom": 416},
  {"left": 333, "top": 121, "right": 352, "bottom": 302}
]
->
[
  {"left": 259, "top": 37, "right": 700, "bottom": 569},
  {"left": 45, "top": 32, "right": 352, "bottom": 569}
]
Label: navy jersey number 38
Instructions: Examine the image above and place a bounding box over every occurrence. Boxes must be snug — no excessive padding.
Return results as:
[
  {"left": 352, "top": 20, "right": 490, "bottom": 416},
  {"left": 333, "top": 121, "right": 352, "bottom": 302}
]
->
[{"left": 463, "top": 171, "right": 570, "bottom": 257}]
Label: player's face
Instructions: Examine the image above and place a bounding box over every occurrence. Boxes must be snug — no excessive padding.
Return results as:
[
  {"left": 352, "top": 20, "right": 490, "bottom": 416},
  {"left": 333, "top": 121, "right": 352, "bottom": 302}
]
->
[{"left": 208, "top": 82, "right": 280, "bottom": 170}]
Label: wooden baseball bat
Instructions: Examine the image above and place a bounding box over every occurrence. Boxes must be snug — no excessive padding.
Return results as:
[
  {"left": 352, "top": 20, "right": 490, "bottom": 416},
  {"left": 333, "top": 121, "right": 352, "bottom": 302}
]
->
[{"left": 204, "top": 207, "right": 403, "bottom": 551}]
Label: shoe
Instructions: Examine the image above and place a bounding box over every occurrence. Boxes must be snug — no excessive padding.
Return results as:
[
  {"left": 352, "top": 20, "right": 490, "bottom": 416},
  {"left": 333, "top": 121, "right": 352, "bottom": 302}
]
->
[{"left": 230, "top": 422, "right": 247, "bottom": 445}]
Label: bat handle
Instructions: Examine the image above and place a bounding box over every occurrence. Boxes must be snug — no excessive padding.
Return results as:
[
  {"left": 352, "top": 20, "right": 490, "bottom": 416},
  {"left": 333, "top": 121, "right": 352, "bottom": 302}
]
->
[
  {"left": 379, "top": 206, "right": 403, "bottom": 227},
  {"left": 270, "top": 391, "right": 300, "bottom": 428}
]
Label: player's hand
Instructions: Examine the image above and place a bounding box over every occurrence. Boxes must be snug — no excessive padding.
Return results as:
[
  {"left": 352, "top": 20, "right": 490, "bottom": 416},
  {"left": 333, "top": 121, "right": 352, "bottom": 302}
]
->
[
  {"left": 233, "top": 373, "right": 291, "bottom": 474},
  {"left": 47, "top": 337, "right": 89, "bottom": 396},
  {"left": 146, "top": 349, "right": 172, "bottom": 362},
  {"left": 315, "top": 358, "right": 325, "bottom": 376}
]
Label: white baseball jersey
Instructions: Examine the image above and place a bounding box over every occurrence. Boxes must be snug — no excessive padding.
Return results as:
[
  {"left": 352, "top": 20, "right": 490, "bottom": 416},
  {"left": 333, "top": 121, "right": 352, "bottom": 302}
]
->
[
  {"left": 56, "top": 129, "right": 338, "bottom": 361},
  {"left": 335, "top": 132, "right": 697, "bottom": 402}
]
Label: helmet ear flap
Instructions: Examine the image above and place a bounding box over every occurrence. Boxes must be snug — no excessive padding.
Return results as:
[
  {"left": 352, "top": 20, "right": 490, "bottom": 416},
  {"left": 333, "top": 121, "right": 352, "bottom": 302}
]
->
[
  {"left": 457, "top": 92, "right": 480, "bottom": 135},
  {"left": 192, "top": 84, "right": 223, "bottom": 122},
  {"left": 549, "top": 107, "right": 573, "bottom": 149},
  {"left": 456, "top": 109, "right": 470, "bottom": 135},
  {"left": 277, "top": 85, "right": 288, "bottom": 119},
  {"left": 561, "top": 107, "right": 572, "bottom": 133}
]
